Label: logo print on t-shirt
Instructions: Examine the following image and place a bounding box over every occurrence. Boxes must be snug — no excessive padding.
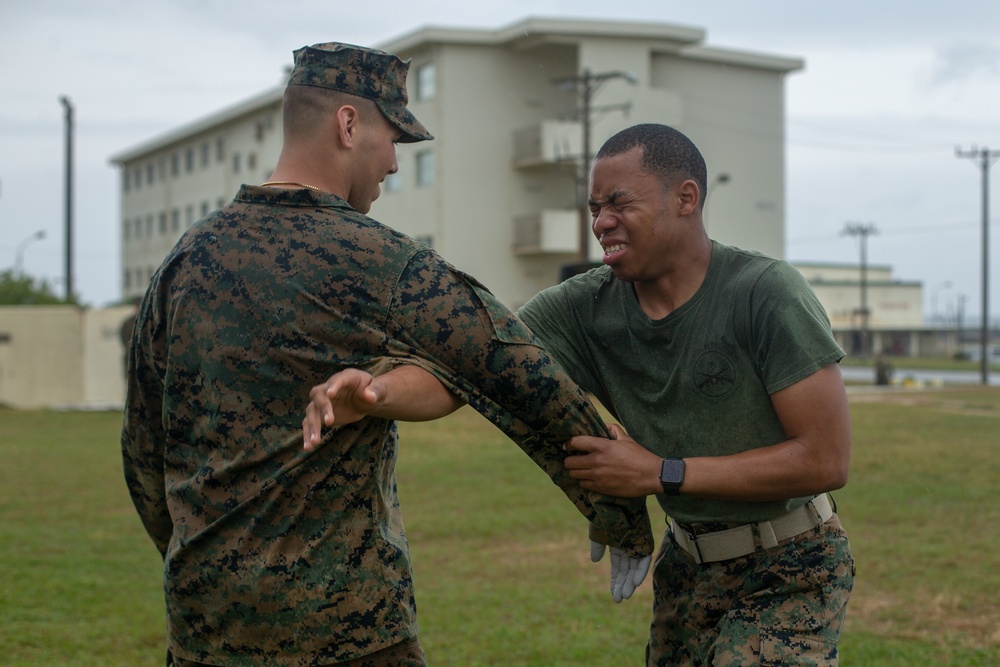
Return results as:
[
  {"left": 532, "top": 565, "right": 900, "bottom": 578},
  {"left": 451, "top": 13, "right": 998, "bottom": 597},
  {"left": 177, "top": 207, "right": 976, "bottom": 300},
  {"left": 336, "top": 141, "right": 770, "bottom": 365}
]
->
[{"left": 693, "top": 350, "right": 737, "bottom": 398}]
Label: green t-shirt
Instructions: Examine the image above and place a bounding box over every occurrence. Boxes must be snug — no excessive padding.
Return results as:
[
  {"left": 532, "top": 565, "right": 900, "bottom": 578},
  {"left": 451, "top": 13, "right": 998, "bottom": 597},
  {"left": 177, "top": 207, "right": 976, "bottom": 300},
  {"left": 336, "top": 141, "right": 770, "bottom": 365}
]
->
[{"left": 518, "top": 241, "right": 844, "bottom": 524}]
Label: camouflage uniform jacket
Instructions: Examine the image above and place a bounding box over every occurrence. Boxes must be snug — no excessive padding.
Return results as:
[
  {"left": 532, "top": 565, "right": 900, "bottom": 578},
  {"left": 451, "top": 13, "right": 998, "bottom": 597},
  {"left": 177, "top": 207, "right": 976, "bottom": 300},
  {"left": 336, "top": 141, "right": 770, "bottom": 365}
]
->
[{"left": 121, "top": 185, "right": 653, "bottom": 666}]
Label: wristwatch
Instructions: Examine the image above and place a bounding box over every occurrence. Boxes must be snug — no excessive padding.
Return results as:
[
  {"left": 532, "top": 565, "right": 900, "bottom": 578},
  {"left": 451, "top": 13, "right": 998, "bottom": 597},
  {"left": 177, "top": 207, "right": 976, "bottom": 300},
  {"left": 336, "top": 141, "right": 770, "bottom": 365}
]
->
[{"left": 659, "top": 457, "right": 686, "bottom": 495}]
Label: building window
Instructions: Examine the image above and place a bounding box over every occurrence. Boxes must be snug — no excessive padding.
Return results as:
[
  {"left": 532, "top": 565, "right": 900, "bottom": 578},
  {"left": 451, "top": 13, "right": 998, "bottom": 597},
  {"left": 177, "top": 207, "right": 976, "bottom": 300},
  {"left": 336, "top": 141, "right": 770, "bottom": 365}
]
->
[
  {"left": 216, "top": 137, "right": 225, "bottom": 162},
  {"left": 415, "top": 234, "right": 434, "bottom": 247},
  {"left": 123, "top": 219, "right": 130, "bottom": 242},
  {"left": 217, "top": 197, "right": 226, "bottom": 209},
  {"left": 146, "top": 163, "right": 154, "bottom": 184},
  {"left": 416, "top": 150, "right": 435, "bottom": 187},
  {"left": 158, "top": 158, "right": 166, "bottom": 181},
  {"left": 133, "top": 168, "right": 142, "bottom": 190},
  {"left": 185, "top": 205, "right": 195, "bottom": 228},
  {"left": 185, "top": 148, "right": 195, "bottom": 172},
  {"left": 200, "top": 142, "right": 210, "bottom": 167},
  {"left": 232, "top": 152, "right": 241, "bottom": 174},
  {"left": 248, "top": 152, "right": 257, "bottom": 171},
  {"left": 145, "top": 215, "right": 154, "bottom": 238},
  {"left": 132, "top": 217, "right": 140, "bottom": 240},
  {"left": 416, "top": 62, "right": 436, "bottom": 101},
  {"left": 122, "top": 171, "right": 129, "bottom": 193},
  {"left": 171, "top": 152, "right": 180, "bottom": 177},
  {"left": 124, "top": 270, "right": 131, "bottom": 290},
  {"left": 201, "top": 201, "right": 209, "bottom": 217},
  {"left": 135, "top": 268, "right": 144, "bottom": 288},
  {"left": 158, "top": 212, "right": 167, "bottom": 235},
  {"left": 384, "top": 172, "right": 401, "bottom": 194}
]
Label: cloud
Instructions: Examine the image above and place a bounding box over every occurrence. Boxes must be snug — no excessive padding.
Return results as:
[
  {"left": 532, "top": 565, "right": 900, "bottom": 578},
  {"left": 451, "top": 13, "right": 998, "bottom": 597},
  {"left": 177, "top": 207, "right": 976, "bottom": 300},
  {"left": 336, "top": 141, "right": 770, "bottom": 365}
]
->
[{"left": 926, "top": 43, "right": 1000, "bottom": 86}]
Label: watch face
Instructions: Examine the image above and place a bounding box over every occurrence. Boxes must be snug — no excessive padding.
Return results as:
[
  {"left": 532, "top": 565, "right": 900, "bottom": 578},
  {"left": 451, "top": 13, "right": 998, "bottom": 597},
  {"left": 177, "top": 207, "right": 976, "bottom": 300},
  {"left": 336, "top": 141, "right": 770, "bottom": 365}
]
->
[
  {"left": 660, "top": 458, "right": 685, "bottom": 488},
  {"left": 660, "top": 459, "right": 684, "bottom": 495}
]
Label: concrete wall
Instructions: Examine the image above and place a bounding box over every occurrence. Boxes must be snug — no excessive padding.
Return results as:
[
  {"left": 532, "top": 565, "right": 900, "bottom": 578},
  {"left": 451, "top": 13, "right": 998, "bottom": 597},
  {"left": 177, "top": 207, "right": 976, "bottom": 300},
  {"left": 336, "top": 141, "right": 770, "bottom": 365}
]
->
[{"left": 0, "top": 306, "right": 133, "bottom": 410}]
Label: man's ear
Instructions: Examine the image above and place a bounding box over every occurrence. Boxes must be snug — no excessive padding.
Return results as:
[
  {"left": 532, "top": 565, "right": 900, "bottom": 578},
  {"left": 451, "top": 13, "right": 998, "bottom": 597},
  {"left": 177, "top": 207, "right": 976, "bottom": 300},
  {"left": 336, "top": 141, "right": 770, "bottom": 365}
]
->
[
  {"left": 334, "top": 104, "right": 359, "bottom": 148},
  {"left": 677, "top": 179, "right": 701, "bottom": 215}
]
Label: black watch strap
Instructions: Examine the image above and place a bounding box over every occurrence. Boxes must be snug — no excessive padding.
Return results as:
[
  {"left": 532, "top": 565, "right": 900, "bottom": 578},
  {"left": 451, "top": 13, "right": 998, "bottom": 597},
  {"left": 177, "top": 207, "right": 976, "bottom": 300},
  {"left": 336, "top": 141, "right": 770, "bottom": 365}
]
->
[{"left": 659, "top": 457, "right": 686, "bottom": 495}]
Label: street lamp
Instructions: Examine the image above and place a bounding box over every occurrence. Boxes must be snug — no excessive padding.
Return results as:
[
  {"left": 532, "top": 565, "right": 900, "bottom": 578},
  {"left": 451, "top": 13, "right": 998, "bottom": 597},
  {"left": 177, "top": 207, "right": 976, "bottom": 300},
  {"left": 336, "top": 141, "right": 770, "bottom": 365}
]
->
[
  {"left": 15, "top": 230, "right": 47, "bottom": 274},
  {"left": 708, "top": 172, "right": 731, "bottom": 195},
  {"left": 931, "top": 281, "right": 952, "bottom": 324}
]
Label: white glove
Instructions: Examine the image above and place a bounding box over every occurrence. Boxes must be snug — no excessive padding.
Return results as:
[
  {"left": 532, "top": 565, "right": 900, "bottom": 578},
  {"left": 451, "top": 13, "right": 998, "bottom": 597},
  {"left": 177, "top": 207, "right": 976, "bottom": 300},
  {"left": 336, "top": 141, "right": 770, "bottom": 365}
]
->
[{"left": 590, "top": 540, "right": 651, "bottom": 603}]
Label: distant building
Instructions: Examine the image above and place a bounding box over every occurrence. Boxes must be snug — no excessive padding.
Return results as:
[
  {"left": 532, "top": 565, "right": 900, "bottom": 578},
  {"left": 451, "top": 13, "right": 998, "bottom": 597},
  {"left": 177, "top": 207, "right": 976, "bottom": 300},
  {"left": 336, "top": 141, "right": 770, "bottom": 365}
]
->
[
  {"left": 791, "top": 262, "right": 948, "bottom": 359},
  {"left": 110, "top": 89, "right": 284, "bottom": 299},
  {"left": 110, "top": 16, "right": 802, "bottom": 308}
]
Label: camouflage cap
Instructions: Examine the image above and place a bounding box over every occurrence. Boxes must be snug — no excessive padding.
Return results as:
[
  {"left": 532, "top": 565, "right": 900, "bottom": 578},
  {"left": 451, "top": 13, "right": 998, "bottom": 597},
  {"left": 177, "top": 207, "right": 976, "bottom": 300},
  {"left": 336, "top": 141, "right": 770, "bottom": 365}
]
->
[{"left": 288, "top": 42, "right": 433, "bottom": 143}]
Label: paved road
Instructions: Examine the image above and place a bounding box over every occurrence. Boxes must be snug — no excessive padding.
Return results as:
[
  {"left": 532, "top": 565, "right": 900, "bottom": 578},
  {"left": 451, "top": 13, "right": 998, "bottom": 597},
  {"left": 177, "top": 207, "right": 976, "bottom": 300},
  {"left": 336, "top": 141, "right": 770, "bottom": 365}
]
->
[{"left": 840, "top": 365, "right": 1000, "bottom": 387}]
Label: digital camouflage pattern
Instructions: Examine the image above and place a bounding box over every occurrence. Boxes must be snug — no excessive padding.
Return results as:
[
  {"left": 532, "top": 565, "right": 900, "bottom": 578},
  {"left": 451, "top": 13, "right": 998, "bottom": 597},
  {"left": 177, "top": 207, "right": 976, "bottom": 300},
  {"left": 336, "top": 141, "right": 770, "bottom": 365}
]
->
[
  {"left": 646, "top": 515, "right": 854, "bottom": 666},
  {"left": 122, "top": 185, "right": 653, "bottom": 666},
  {"left": 288, "top": 42, "right": 432, "bottom": 143}
]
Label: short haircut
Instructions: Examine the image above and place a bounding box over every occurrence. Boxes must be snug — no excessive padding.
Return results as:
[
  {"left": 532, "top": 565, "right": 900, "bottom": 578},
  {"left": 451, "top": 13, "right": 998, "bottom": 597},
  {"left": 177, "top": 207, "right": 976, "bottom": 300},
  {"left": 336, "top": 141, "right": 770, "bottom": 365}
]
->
[
  {"left": 596, "top": 124, "right": 708, "bottom": 208},
  {"left": 282, "top": 85, "right": 378, "bottom": 140}
]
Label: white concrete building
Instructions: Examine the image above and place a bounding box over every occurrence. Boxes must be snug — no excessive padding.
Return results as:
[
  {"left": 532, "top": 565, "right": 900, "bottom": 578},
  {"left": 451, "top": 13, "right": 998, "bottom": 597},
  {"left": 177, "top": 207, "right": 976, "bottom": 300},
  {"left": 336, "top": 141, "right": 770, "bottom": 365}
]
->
[
  {"left": 111, "top": 17, "right": 802, "bottom": 308},
  {"left": 792, "top": 262, "right": 928, "bottom": 357}
]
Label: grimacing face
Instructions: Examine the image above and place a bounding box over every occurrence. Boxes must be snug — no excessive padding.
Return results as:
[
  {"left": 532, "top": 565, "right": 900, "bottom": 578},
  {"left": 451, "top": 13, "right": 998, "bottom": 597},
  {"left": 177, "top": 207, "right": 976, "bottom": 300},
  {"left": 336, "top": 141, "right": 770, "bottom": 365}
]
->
[{"left": 589, "top": 147, "right": 680, "bottom": 285}]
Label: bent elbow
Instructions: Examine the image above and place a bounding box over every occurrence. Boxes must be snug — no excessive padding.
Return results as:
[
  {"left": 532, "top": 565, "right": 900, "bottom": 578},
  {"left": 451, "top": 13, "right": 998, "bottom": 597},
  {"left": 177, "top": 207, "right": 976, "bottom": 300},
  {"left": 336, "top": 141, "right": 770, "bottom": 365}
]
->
[
  {"left": 820, "top": 454, "right": 850, "bottom": 492},
  {"left": 826, "top": 466, "right": 849, "bottom": 492}
]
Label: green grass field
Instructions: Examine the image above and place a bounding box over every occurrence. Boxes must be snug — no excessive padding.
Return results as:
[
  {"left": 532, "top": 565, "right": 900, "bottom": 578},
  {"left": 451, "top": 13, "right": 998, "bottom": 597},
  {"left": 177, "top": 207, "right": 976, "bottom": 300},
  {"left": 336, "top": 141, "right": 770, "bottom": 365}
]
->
[{"left": 2, "top": 387, "right": 999, "bottom": 666}]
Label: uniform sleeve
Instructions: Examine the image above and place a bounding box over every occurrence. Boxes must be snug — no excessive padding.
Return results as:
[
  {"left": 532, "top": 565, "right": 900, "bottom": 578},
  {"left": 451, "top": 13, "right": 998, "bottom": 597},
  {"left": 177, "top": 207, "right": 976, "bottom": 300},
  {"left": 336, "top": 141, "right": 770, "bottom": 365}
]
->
[
  {"left": 120, "top": 291, "right": 172, "bottom": 558},
  {"left": 749, "top": 262, "right": 846, "bottom": 395},
  {"left": 383, "top": 253, "right": 653, "bottom": 558}
]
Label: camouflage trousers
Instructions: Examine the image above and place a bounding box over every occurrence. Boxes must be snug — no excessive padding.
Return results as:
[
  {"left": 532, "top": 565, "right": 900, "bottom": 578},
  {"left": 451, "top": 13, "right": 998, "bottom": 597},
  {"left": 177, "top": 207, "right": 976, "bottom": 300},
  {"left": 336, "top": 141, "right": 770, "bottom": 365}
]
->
[
  {"left": 168, "top": 637, "right": 426, "bottom": 667},
  {"left": 646, "top": 514, "right": 854, "bottom": 666}
]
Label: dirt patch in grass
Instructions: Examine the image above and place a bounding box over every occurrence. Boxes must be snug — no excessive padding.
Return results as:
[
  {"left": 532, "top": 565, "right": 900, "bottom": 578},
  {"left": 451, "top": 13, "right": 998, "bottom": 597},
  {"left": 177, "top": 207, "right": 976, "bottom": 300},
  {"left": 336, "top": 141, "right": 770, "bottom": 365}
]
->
[{"left": 847, "top": 588, "right": 1000, "bottom": 649}]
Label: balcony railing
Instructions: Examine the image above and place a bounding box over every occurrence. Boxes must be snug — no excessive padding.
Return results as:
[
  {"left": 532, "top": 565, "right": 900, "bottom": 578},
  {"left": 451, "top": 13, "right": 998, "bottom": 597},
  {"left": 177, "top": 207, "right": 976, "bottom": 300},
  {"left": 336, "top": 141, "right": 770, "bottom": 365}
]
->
[
  {"left": 513, "top": 210, "right": 577, "bottom": 255},
  {"left": 512, "top": 121, "right": 581, "bottom": 168}
]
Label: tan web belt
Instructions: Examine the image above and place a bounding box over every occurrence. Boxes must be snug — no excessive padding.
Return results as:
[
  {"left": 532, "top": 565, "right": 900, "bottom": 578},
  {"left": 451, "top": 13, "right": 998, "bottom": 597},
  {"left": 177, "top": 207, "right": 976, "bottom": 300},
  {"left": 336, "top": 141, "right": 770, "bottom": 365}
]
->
[{"left": 669, "top": 493, "right": 834, "bottom": 565}]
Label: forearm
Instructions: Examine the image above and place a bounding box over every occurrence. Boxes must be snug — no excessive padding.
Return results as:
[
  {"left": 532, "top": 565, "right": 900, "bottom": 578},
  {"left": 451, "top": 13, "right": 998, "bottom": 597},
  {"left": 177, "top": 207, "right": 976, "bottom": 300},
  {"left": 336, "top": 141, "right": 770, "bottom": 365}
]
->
[
  {"left": 617, "top": 365, "right": 851, "bottom": 501},
  {"left": 567, "top": 365, "right": 851, "bottom": 503},
  {"left": 370, "top": 364, "right": 465, "bottom": 421},
  {"left": 680, "top": 437, "right": 849, "bottom": 501},
  {"left": 683, "top": 364, "right": 851, "bottom": 500}
]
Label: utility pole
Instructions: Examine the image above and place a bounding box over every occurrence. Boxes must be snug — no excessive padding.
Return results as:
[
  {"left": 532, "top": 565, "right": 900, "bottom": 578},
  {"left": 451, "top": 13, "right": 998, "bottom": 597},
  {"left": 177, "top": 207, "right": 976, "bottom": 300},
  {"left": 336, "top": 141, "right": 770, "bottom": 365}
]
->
[
  {"left": 842, "top": 222, "right": 878, "bottom": 358},
  {"left": 553, "top": 68, "right": 635, "bottom": 266},
  {"left": 60, "top": 96, "right": 74, "bottom": 302},
  {"left": 957, "top": 293, "right": 967, "bottom": 353},
  {"left": 956, "top": 146, "right": 998, "bottom": 385}
]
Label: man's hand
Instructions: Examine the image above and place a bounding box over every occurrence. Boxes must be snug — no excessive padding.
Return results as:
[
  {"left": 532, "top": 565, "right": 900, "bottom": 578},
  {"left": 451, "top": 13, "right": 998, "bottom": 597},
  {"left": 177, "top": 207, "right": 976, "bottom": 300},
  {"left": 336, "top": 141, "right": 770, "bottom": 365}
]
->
[
  {"left": 590, "top": 540, "right": 651, "bottom": 603},
  {"left": 303, "top": 366, "right": 465, "bottom": 452},
  {"left": 564, "top": 424, "right": 663, "bottom": 498},
  {"left": 303, "top": 369, "right": 386, "bottom": 451}
]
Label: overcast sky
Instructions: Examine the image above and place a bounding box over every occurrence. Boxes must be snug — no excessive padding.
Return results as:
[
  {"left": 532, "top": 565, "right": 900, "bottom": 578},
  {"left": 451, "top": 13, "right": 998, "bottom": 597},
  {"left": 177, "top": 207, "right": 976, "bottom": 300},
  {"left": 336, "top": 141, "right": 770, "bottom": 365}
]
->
[{"left": 2, "top": 0, "right": 999, "bottom": 324}]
